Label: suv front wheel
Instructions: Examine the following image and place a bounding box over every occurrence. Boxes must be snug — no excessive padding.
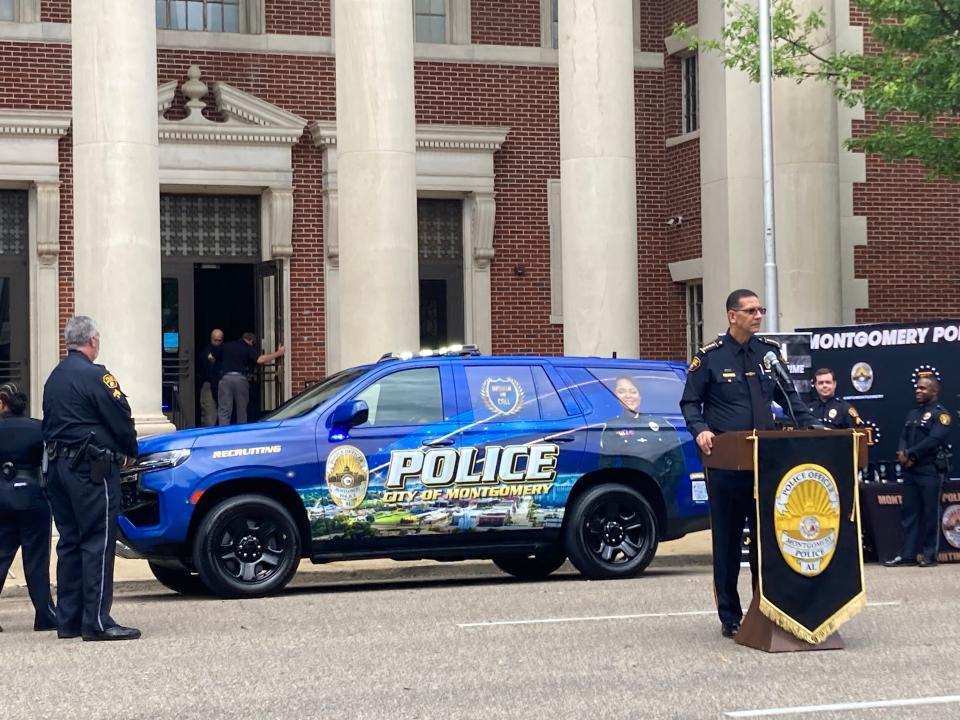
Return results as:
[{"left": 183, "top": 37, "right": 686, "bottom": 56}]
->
[
  {"left": 193, "top": 494, "right": 302, "bottom": 598},
  {"left": 564, "top": 483, "right": 658, "bottom": 580}
]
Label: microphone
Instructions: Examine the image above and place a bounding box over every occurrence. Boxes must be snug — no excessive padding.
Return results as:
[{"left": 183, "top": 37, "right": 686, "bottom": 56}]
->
[
  {"left": 762, "top": 351, "right": 799, "bottom": 428},
  {"left": 763, "top": 351, "right": 793, "bottom": 387}
]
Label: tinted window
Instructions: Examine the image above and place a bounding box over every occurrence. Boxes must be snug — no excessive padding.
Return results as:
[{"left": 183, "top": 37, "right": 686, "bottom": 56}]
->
[
  {"left": 265, "top": 367, "right": 367, "bottom": 421},
  {"left": 464, "top": 366, "right": 547, "bottom": 422},
  {"left": 354, "top": 367, "right": 443, "bottom": 427},
  {"left": 586, "top": 368, "right": 684, "bottom": 417},
  {"left": 532, "top": 366, "right": 570, "bottom": 420}
]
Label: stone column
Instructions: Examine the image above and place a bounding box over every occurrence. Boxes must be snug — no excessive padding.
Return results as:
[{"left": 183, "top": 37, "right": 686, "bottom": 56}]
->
[
  {"left": 558, "top": 0, "right": 639, "bottom": 358},
  {"left": 72, "top": 0, "right": 173, "bottom": 436},
  {"left": 335, "top": 1, "right": 419, "bottom": 368},
  {"left": 773, "top": 0, "right": 842, "bottom": 329}
]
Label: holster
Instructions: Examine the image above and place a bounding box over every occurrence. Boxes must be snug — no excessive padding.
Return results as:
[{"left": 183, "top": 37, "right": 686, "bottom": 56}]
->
[{"left": 85, "top": 444, "right": 111, "bottom": 484}]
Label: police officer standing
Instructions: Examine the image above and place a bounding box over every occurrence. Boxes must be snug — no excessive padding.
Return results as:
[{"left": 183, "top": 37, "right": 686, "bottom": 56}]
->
[
  {"left": 42, "top": 316, "right": 141, "bottom": 641},
  {"left": 0, "top": 383, "right": 58, "bottom": 633},
  {"left": 680, "top": 289, "right": 813, "bottom": 638},
  {"left": 885, "top": 376, "right": 952, "bottom": 568},
  {"left": 809, "top": 368, "right": 864, "bottom": 429}
]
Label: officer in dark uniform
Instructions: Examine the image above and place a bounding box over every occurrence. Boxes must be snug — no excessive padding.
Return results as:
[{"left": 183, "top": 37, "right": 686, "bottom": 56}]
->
[
  {"left": 42, "top": 316, "right": 141, "bottom": 641},
  {"left": 885, "top": 376, "right": 952, "bottom": 567},
  {"left": 809, "top": 368, "right": 864, "bottom": 429},
  {"left": 0, "top": 384, "right": 58, "bottom": 633},
  {"left": 680, "top": 289, "right": 813, "bottom": 639}
]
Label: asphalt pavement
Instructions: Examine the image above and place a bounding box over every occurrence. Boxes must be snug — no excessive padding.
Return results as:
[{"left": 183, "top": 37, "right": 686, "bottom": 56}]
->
[{"left": 2, "top": 538, "right": 959, "bottom": 720}]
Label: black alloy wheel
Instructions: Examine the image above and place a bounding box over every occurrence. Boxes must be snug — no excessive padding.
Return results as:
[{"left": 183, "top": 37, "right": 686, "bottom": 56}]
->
[
  {"left": 564, "top": 483, "right": 659, "bottom": 580},
  {"left": 492, "top": 549, "right": 567, "bottom": 580},
  {"left": 148, "top": 561, "right": 211, "bottom": 596},
  {"left": 193, "top": 494, "right": 301, "bottom": 598}
]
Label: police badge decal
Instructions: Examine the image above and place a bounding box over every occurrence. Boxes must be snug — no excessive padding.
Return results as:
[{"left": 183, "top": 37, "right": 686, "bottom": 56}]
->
[
  {"left": 325, "top": 446, "right": 369, "bottom": 509},
  {"left": 480, "top": 377, "right": 524, "bottom": 416},
  {"left": 774, "top": 464, "right": 841, "bottom": 576}
]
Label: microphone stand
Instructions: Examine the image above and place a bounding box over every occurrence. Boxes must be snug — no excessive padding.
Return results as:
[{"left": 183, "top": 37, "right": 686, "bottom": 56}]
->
[{"left": 763, "top": 362, "right": 800, "bottom": 429}]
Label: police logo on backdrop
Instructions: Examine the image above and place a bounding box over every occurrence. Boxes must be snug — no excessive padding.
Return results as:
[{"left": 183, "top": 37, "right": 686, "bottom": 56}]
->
[
  {"left": 942, "top": 505, "right": 960, "bottom": 550},
  {"left": 774, "top": 464, "right": 841, "bottom": 576},
  {"left": 325, "top": 446, "right": 369, "bottom": 509},
  {"left": 850, "top": 362, "right": 874, "bottom": 393},
  {"left": 480, "top": 377, "right": 524, "bottom": 416}
]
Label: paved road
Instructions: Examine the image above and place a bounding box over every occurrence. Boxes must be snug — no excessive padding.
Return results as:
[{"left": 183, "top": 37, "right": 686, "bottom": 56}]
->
[{"left": 2, "top": 559, "right": 958, "bottom": 720}]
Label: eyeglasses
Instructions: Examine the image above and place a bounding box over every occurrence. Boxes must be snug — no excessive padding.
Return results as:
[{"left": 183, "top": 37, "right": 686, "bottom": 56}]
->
[{"left": 735, "top": 307, "right": 767, "bottom": 316}]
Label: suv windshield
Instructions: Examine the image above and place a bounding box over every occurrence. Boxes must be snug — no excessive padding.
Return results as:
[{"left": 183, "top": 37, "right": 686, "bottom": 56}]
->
[{"left": 262, "top": 367, "right": 368, "bottom": 421}]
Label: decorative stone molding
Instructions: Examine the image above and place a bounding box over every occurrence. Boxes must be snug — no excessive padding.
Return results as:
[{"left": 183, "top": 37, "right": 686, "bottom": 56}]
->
[
  {"left": 470, "top": 193, "right": 496, "bottom": 269},
  {"left": 310, "top": 122, "right": 508, "bottom": 153},
  {"left": 262, "top": 187, "right": 294, "bottom": 259},
  {"left": 158, "top": 65, "right": 306, "bottom": 145},
  {"left": 34, "top": 181, "right": 60, "bottom": 264},
  {"left": 0, "top": 109, "right": 71, "bottom": 139},
  {"left": 323, "top": 189, "right": 339, "bottom": 269}
]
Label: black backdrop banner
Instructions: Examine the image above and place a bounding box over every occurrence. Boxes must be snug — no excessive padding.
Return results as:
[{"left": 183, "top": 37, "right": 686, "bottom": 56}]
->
[
  {"left": 799, "top": 320, "right": 960, "bottom": 472},
  {"left": 755, "top": 431, "right": 865, "bottom": 643}
]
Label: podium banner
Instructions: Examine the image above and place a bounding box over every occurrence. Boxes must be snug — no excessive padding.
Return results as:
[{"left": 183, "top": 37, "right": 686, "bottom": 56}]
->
[{"left": 754, "top": 432, "right": 866, "bottom": 643}]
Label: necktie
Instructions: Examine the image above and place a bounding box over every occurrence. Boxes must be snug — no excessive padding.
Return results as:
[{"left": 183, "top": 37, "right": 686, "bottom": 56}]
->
[{"left": 742, "top": 351, "right": 769, "bottom": 430}]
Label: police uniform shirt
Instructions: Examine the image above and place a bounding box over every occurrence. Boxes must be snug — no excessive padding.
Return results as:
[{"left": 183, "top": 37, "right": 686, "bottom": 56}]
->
[
  {"left": 680, "top": 332, "right": 814, "bottom": 435},
  {"left": 898, "top": 401, "right": 952, "bottom": 474},
  {"left": 219, "top": 339, "right": 259, "bottom": 376},
  {"left": 199, "top": 343, "right": 222, "bottom": 384},
  {"left": 0, "top": 414, "right": 43, "bottom": 470},
  {"left": 809, "top": 395, "right": 863, "bottom": 430},
  {"left": 41, "top": 349, "right": 138, "bottom": 458}
]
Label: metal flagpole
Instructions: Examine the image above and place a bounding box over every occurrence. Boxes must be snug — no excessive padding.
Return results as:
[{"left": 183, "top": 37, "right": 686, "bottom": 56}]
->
[{"left": 758, "top": 0, "right": 780, "bottom": 330}]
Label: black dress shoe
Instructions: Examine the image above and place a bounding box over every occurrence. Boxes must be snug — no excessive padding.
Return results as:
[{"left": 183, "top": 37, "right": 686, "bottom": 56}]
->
[
  {"left": 721, "top": 622, "right": 740, "bottom": 638},
  {"left": 918, "top": 558, "right": 938, "bottom": 567},
  {"left": 82, "top": 625, "right": 141, "bottom": 642},
  {"left": 883, "top": 556, "right": 916, "bottom": 567},
  {"left": 57, "top": 630, "right": 81, "bottom": 639}
]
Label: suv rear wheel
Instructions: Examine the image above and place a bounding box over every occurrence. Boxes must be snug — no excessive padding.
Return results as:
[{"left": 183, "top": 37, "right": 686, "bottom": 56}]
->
[
  {"left": 148, "top": 561, "right": 210, "bottom": 596},
  {"left": 492, "top": 549, "right": 566, "bottom": 580},
  {"left": 193, "top": 494, "right": 301, "bottom": 598},
  {"left": 564, "top": 483, "right": 658, "bottom": 579}
]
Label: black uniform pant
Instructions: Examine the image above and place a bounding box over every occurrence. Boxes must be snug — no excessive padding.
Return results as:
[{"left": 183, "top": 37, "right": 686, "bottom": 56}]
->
[
  {"left": 706, "top": 468, "right": 758, "bottom": 625},
  {"left": 0, "top": 481, "right": 57, "bottom": 629},
  {"left": 899, "top": 470, "right": 942, "bottom": 562},
  {"left": 46, "top": 457, "right": 121, "bottom": 635}
]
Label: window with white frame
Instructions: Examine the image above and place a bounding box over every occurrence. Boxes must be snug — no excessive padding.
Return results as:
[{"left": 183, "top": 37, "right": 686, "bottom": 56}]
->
[
  {"left": 414, "top": 0, "right": 447, "bottom": 43},
  {"left": 156, "top": 0, "right": 241, "bottom": 32},
  {"left": 682, "top": 54, "right": 699, "bottom": 134},
  {"left": 0, "top": 0, "right": 40, "bottom": 22},
  {"left": 686, "top": 281, "right": 704, "bottom": 359}
]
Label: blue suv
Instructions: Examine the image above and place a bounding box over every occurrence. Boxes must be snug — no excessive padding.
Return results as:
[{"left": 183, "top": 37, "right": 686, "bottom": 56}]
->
[{"left": 121, "top": 349, "right": 709, "bottom": 597}]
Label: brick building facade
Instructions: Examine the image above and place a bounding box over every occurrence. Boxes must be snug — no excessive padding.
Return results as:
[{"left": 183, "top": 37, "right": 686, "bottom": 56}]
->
[{"left": 0, "top": 0, "right": 955, "bottom": 429}]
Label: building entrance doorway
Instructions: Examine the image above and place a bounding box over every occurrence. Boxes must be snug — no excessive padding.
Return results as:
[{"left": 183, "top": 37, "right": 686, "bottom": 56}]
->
[
  {"left": 418, "top": 199, "right": 464, "bottom": 349},
  {"left": 159, "top": 194, "right": 285, "bottom": 429},
  {"left": 0, "top": 190, "right": 28, "bottom": 390}
]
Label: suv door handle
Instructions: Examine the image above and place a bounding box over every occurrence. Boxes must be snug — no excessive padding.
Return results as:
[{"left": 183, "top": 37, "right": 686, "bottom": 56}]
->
[
  {"left": 423, "top": 438, "right": 455, "bottom": 448},
  {"left": 551, "top": 436, "right": 577, "bottom": 443}
]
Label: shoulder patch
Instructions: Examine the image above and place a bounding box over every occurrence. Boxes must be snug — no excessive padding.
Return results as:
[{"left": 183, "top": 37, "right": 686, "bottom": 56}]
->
[
  {"left": 688, "top": 356, "right": 701, "bottom": 372},
  {"left": 102, "top": 374, "right": 119, "bottom": 390},
  {"left": 757, "top": 336, "right": 781, "bottom": 348},
  {"left": 940, "top": 412, "right": 952, "bottom": 426},
  {"left": 848, "top": 406, "right": 859, "bottom": 418}
]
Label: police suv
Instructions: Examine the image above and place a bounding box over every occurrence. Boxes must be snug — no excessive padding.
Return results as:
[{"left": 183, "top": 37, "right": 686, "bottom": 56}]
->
[{"left": 121, "top": 348, "right": 710, "bottom": 597}]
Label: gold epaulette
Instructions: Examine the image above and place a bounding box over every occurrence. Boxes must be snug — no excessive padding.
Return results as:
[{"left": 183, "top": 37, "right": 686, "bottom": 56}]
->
[{"left": 757, "top": 336, "right": 781, "bottom": 348}]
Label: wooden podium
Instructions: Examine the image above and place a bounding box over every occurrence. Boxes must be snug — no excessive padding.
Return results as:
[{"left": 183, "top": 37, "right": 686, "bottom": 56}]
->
[{"left": 703, "top": 430, "right": 867, "bottom": 652}]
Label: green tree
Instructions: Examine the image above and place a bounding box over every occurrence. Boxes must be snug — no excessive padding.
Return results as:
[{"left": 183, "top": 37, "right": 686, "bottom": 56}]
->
[{"left": 676, "top": 0, "right": 960, "bottom": 179}]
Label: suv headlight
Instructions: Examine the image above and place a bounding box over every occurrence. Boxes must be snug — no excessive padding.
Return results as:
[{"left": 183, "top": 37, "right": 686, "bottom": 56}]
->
[{"left": 132, "top": 448, "right": 191, "bottom": 474}]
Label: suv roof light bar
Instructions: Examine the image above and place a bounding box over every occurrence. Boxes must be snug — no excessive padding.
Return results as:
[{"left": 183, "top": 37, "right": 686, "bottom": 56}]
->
[{"left": 377, "top": 344, "right": 482, "bottom": 363}]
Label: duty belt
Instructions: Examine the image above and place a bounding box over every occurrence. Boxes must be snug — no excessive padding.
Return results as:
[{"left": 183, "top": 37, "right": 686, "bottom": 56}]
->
[{"left": 50, "top": 445, "right": 125, "bottom": 465}]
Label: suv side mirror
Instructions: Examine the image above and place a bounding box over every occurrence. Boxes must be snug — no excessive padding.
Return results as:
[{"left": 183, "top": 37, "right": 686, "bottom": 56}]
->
[{"left": 330, "top": 400, "right": 369, "bottom": 431}]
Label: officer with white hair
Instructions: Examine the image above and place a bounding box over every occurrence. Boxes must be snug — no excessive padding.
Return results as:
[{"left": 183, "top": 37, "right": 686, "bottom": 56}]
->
[{"left": 41, "top": 316, "right": 141, "bottom": 641}]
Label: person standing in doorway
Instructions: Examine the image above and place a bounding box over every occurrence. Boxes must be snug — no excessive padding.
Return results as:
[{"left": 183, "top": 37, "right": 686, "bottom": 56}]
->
[
  {"left": 217, "top": 332, "right": 285, "bottom": 426},
  {"left": 198, "top": 328, "right": 223, "bottom": 427}
]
